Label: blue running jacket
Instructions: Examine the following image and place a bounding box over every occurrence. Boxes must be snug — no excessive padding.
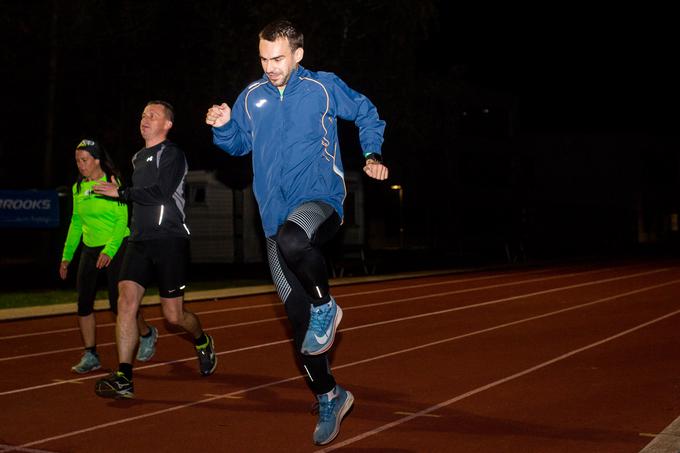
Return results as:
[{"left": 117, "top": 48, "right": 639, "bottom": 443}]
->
[{"left": 212, "top": 65, "right": 386, "bottom": 237}]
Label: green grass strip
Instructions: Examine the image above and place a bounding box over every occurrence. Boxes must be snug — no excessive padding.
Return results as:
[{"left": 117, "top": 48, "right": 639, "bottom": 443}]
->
[{"left": 0, "top": 279, "right": 269, "bottom": 310}]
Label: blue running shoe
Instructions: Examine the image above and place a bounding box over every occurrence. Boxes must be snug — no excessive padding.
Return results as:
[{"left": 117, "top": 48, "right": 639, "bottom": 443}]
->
[
  {"left": 313, "top": 385, "right": 354, "bottom": 445},
  {"left": 136, "top": 325, "right": 158, "bottom": 362},
  {"left": 71, "top": 350, "right": 101, "bottom": 374},
  {"left": 301, "top": 298, "right": 343, "bottom": 356},
  {"left": 95, "top": 371, "right": 134, "bottom": 399}
]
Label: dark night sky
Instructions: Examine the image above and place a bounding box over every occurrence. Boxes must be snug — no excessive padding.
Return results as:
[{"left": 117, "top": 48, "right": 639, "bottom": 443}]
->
[
  {"left": 2, "top": 3, "right": 678, "bottom": 165},
  {"left": 3, "top": 5, "right": 678, "bottom": 134},
  {"left": 434, "top": 1, "right": 679, "bottom": 130}
]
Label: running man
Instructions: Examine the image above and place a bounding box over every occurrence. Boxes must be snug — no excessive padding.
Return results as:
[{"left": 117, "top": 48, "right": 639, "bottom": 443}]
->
[
  {"left": 205, "top": 20, "right": 388, "bottom": 445},
  {"left": 93, "top": 100, "right": 217, "bottom": 399}
]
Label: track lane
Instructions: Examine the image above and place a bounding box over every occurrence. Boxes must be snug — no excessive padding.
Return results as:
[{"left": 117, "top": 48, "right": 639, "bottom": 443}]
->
[{"left": 1, "top": 262, "right": 679, "bottom": 452}]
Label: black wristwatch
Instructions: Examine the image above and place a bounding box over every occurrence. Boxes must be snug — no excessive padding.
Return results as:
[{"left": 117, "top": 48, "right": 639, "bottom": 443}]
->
[{"left": 364, "top": 152, "right": 382, "bottom": 163}]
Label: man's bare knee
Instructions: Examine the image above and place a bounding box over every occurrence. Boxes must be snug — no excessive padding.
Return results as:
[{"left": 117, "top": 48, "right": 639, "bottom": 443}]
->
[
  {"left": 163, "top": 310, "right": 183, "bottom": 326},
  {"left": 161, "top": 297, "right": 184, "bottom": 326},
  {"left": 118, "top": 280, "right": 144, "bottom": 317}
]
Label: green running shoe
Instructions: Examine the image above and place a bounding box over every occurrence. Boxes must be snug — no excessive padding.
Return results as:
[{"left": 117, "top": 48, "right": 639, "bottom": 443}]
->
[
  {"left": 196, "top": 335, "right": 217, "bottom": 376},
  {"left": 95, "top": 371, "right": 134, "bottom": 399}
]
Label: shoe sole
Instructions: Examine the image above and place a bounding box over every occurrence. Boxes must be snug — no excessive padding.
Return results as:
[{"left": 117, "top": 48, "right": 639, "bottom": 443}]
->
[
  {"left": 315, "top": 390, "right": 354, "bottom": 446},
  {"left": 71, "top": 364, "right": 102, "bottom": 374},
  {"left": 136, "top": 326, "right": 158, "bottom": 362},
  {"left": 302, "top": 305, "right": 343, "bottom": 356}
]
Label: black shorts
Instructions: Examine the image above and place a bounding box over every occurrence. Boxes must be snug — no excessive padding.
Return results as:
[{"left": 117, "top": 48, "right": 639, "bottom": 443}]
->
[{"left": 119, "top": 238, "right": 189, "bottom": 298}]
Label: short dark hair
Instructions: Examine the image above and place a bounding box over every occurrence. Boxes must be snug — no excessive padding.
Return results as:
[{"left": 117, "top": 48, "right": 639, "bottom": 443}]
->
[
  {"left": 146, "top": 100, "right": 174, "bottom": 122},
  {"left": 259, "top": 19, "right": 304, "bottom": 51}
]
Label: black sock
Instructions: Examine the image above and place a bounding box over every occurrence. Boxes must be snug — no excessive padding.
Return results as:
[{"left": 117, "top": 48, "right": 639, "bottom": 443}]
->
[
  {"left": 85, "top": 346, "right": 97, "bottom": 355},
  {"left": 194, "top": 333, "right": 208, "bottom": 347},
  {"left": 140, "top": 327, "right": 153, "bottom": 338},
  {"left": 118, "top": 363, "right": 133, "bottom": 380}
]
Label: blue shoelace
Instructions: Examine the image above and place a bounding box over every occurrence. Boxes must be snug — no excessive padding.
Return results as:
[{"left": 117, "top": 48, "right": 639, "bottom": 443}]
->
[
  {"left": 310, "top": 304, "right": 331, "bottom": 335},
  {"left": 318, "top": 398, "right": 336, "bottom": 422}
]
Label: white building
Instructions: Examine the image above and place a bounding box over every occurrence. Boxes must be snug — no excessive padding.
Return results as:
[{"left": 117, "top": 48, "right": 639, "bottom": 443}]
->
[{"left": 185, "top": 170, "right": 263, "bottom": 263}]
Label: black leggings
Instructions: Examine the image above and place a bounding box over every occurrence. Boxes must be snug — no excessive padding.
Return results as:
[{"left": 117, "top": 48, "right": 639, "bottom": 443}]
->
[
  {"left": 267, "top": 201, "right": 340, "bottom": 394},
  {"left": 76, "top": 239, "right": 127, "bottom": 316}
]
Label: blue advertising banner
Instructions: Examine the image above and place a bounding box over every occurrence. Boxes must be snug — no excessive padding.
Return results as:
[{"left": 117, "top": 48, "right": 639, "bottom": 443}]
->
[{"left": 0, "top": 190, "right": 60, "bottom": 228}]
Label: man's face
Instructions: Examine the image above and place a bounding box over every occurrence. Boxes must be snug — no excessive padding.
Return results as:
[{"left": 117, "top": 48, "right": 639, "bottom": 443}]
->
[
  {"left": 259, "top": 37, "right": 303, "bottom": 88},
  {"left": 140, "top": 104, "right": 172, "bottom": 141}
]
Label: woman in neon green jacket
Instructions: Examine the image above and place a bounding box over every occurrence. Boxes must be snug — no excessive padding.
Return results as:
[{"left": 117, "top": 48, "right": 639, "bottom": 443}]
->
[{"left": 60, "top": 139, "right": 133, "bottom": 373}]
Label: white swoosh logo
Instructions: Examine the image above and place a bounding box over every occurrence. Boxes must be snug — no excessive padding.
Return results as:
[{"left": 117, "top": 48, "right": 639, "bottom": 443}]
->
[{"left": 314, "top": 332, "right": 329, "bottom": 344}]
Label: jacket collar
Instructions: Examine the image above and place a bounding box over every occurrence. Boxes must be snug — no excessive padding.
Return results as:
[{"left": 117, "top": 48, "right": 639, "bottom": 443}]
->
[{"left": 287, "top": 64, "right": 305, "bottom": 90}]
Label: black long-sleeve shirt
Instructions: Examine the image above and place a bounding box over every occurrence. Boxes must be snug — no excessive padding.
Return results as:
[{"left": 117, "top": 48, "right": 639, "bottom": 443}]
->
[{"left": 119, "top": 140, "right": 190, "bottom": 241}]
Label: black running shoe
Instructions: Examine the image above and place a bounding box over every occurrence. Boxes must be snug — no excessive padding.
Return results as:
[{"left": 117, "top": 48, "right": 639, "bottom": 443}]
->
[
  {"left": 196, "top": 335, "right": 217, "bottom": 376},
  {"left": 95, "top": 371, "right": 134, "bottom": 399}
]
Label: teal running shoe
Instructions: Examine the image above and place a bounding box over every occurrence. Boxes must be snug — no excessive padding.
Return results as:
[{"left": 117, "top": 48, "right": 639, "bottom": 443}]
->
[
  {"left": 313, "top": 385, "right": 354, "bottom": 445},
  {"left": 136, "top": 325, "right": 158, "bottom": 362},
  {"left": 301, "top": 298, "right": 342, "bottom": 356},
  {"left": 71, "top": 350, "right": 101, "bottom": 374}
]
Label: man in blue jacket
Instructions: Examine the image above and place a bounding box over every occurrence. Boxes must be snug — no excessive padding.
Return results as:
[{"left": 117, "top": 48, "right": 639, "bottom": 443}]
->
[{"left": 206, "top": 19, "right": 388, "bottom": 446}]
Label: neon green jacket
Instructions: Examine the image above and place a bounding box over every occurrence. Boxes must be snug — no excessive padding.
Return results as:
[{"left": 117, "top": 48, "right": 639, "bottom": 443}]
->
[{"left": 61, "top": 177, "right": 130, "bottom": 261}]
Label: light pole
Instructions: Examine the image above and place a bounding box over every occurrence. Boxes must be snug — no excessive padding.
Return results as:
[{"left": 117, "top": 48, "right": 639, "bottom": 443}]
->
[{"left": 391, "top": 184, "right": 404, "bottom": 248}]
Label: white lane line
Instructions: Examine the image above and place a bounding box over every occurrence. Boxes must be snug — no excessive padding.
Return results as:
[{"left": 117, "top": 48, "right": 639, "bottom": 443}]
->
[
  {"left": 0, "top": 302, "right": 280, "bottom": 340},
  {"left": 341, "top": 273, "right": 679, "bottom": 333},
  {"left": 0, "top": 268, "right": 665, "bottom": 362},
  {"left": 17, "top": 374, "right": 306, "bottom": 449},
  {"left": 0, "top": 337, "right": 293, "bottom": 396},
  {"left": 1, "top": 272, "right": 676, "bottom": 396},
  {"left": 639, "top": 415, "right": 680, "bottom": 453},
  {"left": 0, "top": 445, "right": 61, "bottom": 453},
  {"left": 203, "top": 394, "right": 243, "bottom": 399},
  {"left": 346, "top": 268, "right": 667, "bottom": 311},
  {"left": 50, "top": 379, "right": 83, "bottom": 385},
  {"left": 317, "top": 307, "right": 680, "bottom": 452},
  {"left": 0, "top": 316, "right": 289, "bottom": 362},
  {"left": 0, "top": 266, "right": 613, "bottom": 341},
  {"left": 16, "top": 293, "right": 680, "bottom": 450},
  {"left": 394, "top": 411, "right": 441, "bottom": 418}
]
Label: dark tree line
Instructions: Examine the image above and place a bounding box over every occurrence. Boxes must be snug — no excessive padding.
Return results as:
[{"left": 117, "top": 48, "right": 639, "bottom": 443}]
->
[{"left": 2, "top": 0, "right": 443, "bottom": 187}]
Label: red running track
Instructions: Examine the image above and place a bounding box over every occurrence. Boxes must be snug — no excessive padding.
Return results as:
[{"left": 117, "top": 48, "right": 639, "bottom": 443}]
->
[{"left": 1, "top": 260, "right": 680, "bottom": 452}]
